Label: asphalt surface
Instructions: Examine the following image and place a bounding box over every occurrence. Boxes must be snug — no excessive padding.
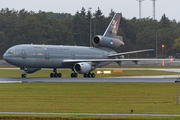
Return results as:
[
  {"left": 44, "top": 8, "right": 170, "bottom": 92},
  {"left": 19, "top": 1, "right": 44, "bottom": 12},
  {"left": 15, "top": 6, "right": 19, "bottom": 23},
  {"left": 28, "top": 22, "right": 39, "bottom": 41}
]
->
[
  {"left": 0, "top": 76, "right": 178, "bottom": 83},
  {"left": 0, "top": 68, "right": 180, "bottom": 83},
  {"left": 0, "top": 112, "right": 180, "bottom": 117}
]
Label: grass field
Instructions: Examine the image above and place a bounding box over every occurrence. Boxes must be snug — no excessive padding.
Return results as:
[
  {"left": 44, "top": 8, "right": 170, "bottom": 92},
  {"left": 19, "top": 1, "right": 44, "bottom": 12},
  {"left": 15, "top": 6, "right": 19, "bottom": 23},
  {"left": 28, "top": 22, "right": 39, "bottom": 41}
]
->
[
  {"left": 0, "top": 69, "right": 179, "bottom": 78},
  {"left": 0, "top": 68, "right": 180, "bottom": 119},
  {"left": 0, "top": 82, "right": 180, "bottom": 120}
]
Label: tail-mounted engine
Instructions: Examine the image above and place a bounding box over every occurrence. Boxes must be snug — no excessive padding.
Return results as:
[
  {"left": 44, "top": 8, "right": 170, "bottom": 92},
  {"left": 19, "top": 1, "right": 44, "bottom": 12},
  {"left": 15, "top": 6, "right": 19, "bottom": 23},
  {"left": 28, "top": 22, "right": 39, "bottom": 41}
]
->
[{"left": 92, "top": 35, "right": 124, "bottom": 49}]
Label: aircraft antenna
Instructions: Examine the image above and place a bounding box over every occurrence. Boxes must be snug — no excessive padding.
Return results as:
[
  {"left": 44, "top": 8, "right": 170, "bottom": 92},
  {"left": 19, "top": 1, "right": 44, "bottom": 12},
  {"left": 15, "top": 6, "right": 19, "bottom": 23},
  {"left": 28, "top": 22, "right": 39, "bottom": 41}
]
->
[
  {"left": 136, "top": 0, "right": 144, "bottom": 19},
  {"left": 151, "top": 0, "right": 157, "bottom": 20}
]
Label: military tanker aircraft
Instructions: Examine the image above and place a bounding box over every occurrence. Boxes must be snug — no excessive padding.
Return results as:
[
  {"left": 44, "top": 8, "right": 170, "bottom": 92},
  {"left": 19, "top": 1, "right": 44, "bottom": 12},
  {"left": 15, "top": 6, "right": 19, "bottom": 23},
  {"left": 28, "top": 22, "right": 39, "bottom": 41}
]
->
[{"left": 3, "top": 13, "right": 162, "bottom": 78}]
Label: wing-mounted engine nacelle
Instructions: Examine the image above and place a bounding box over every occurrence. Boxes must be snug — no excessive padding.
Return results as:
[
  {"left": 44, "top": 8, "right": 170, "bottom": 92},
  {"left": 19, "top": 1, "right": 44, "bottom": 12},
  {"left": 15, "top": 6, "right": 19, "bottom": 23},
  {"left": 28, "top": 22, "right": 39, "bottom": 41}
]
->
[
  {"left": 92, "top": 35, "right": 124, "bottom": 49},
  {"left": 74, "top": 62, "right": 92, "bottom": 74},
  {"left": 22, "top": 68, "right": 41, "bottom": 74}
]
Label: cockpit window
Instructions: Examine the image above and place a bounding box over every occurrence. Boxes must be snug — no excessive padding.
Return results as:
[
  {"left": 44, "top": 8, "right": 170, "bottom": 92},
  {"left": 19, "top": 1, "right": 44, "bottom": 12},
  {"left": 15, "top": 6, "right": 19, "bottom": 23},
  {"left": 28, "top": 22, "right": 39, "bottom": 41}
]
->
[
  {"left": 12, "top": 50, "right": 18, "bottom": 54},
  {"left": 6, "top": 50, "right": 18, "bottom": 54}
]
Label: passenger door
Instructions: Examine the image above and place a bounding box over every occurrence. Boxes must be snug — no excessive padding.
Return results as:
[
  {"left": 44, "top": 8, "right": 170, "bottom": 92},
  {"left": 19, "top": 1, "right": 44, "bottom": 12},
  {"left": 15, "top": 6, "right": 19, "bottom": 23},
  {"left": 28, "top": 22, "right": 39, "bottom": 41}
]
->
[
  {"left": 71, "top": 51, "right": 75, "bottom": 59},
  {"left": 45, "top": 51, "right": 50, "bottom": 59},
  {"left": 22, "top": 50, "right": 26, "bottom": 59}
]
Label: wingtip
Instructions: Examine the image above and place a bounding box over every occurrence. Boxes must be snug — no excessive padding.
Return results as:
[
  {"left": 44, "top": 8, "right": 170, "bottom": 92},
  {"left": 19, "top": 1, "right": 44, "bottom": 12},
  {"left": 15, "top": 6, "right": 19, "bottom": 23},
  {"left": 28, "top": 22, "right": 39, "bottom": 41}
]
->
[{"left": 149, "top": 49, "right": 155, "bottom": 51}]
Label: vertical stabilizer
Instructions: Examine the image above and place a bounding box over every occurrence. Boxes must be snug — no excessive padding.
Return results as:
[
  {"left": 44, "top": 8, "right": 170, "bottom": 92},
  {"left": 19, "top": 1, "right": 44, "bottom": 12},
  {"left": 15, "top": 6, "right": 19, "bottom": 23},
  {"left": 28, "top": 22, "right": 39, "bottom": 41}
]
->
[
  {"left": 92, "top": 13, "right": 124, "bottom": 49},
  {"left": 103, "top": 13, "right": 122, "bottom": 39}
]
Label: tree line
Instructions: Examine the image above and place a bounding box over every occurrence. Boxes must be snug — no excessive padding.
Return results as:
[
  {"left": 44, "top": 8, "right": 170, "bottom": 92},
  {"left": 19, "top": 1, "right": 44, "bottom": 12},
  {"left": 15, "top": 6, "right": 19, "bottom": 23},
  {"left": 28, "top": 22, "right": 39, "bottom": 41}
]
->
[{"left": 0, "top": 7, "right": 180, "bottom": 58}]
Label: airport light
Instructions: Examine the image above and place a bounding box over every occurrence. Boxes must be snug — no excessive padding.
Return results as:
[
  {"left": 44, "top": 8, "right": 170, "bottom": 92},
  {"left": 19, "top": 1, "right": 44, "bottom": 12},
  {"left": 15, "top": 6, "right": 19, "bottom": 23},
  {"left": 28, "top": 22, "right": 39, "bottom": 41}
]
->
[
  {"left": 114, "top": 70, "right": 122, "bottom": 73},
  {"left": 97, "top": 71, "right": 103, "bottom": 74},
  {"left": 162, "top": 44, "right": 164, "bottom": 58},
  {"left": 156, "top": 26, "right": 158, "bottom": 58},
  {"left": 89, "top": 7, "right": 92, "bottom": 47},
  {"left": 177, "top": 76, "right": 179, "bottom": 105},
  {"left": 97, "top": 70, "right": 111, "bottom": 74},
  {"left": 154, "top": 102, "right": 157, "bottom": 114},
  {"left": 162, "top": 60, "right": 164, "bottom": 66},
  {"left": 103, "top": 71, "right": 111, "bottom": 74}
]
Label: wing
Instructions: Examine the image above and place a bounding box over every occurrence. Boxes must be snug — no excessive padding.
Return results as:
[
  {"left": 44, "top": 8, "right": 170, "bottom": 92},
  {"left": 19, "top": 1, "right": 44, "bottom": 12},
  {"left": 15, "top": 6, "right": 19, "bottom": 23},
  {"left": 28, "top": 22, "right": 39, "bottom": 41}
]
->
[
  {"left": 108, "top": 49, "right": 154, "bottom": 57},
  {"left": 63, "top": 58, "right": 173, "bottom": 68},
  {"left": 63, "top": 58, "right": 171, "bottom": 63}
]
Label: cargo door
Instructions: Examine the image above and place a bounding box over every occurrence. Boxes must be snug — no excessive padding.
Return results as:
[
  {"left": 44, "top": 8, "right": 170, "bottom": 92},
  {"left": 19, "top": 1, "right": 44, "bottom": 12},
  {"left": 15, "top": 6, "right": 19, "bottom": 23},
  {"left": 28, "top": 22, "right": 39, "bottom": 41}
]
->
[{"left": 34, "top": 47, "right": 45, "bottom": 67}]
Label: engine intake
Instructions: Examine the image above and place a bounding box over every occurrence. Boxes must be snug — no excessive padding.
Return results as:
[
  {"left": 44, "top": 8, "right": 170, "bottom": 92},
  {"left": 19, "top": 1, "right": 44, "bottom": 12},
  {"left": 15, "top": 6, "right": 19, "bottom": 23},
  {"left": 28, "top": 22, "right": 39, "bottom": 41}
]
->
[
  {"left": 74, "top": 62, "right": 91, "bottom": 74},
  {"left": 93, "top": 36, "right": 101, "bottom": 44}
]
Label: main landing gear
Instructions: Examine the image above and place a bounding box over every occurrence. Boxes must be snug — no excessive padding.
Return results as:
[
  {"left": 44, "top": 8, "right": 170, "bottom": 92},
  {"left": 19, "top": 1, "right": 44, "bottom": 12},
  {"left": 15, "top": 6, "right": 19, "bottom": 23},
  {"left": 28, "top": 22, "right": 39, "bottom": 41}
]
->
[
  {"left": 71, "top": 73, "right": 78, "bottom": 78},
  {"left": 70, "top": 69, "right": 95, "bottom": 78},
  {"left": 50, "top": 68, "right": 62, "bottom": 78},
  {"left": 84, "top": 73, "right": 95, "bottom": 78},
  {"left": 70, "top": 72, "right": 95, "bottom": 78},
  {"left": 71, "top": 69, "right": 78, "bottom": 78}
]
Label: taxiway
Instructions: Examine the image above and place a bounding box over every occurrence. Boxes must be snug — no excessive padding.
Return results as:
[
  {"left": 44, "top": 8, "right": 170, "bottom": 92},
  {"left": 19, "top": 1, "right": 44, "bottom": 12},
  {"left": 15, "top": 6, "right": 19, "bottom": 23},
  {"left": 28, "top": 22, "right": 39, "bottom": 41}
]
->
[
  {"left": 0, "top": 112, "right": 180, "bottom": 117},
  {"left": 0, "top": 76, "right": 178, "bottom": 83}
]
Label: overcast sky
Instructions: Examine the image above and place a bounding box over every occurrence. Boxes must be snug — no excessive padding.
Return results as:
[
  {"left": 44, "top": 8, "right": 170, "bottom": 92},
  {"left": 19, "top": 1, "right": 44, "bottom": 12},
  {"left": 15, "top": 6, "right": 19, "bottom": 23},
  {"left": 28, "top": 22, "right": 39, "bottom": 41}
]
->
[{"left": 0, "top": 0, "right": 180, "bottom": 21}]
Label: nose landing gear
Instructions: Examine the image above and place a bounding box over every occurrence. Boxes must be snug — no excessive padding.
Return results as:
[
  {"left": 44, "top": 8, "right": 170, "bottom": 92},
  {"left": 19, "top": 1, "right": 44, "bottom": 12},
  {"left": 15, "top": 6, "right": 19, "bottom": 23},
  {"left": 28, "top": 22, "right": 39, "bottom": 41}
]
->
[
  {"left": 50, "top": 68, "right": 62, "bottom": 78},
  {"left": 21, "top": 69, "right": 27, "bottom": 78},
  {"left": 21, "top": 74, "right": 26, "bottom": 78}
]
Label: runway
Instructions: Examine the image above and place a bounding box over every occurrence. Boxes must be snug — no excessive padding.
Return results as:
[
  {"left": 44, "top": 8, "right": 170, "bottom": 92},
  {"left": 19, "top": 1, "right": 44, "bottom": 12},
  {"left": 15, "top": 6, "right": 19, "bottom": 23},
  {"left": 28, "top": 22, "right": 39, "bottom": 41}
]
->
[
  {"left": 0, "top": 68, "right": 180, "bottom": 83},
  {"left": 0, "top": 76, "right": 178, "bottom": 83}
]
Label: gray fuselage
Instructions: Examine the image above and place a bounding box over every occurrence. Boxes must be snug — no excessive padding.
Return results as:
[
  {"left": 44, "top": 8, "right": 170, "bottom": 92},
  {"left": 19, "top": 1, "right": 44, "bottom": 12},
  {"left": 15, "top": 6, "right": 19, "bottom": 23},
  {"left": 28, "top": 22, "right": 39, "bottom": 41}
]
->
[{"left": 3, "top": 44, "right": 115, "bottom": 69}]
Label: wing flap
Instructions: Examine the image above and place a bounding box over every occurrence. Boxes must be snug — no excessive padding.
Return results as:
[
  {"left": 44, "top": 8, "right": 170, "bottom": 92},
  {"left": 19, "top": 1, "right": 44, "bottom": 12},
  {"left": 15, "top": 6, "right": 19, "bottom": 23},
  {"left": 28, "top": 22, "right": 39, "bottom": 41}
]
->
[
  {"left": 63, "top": 58, "right": 170, "bottom": 63},
  {"left": 108, "top": 49, "right": 154, "bottom": 57}
]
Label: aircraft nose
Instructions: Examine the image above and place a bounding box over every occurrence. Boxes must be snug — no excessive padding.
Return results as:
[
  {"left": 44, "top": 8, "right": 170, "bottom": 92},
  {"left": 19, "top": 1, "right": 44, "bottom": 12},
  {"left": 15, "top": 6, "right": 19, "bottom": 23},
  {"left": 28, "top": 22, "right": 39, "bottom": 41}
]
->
[
  {"left": 3, "top": 52, "right": 13, "bottom": 64},
  {"left": 3, "top": 53, "right": 9, "bottom": 62}
]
